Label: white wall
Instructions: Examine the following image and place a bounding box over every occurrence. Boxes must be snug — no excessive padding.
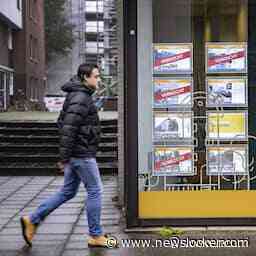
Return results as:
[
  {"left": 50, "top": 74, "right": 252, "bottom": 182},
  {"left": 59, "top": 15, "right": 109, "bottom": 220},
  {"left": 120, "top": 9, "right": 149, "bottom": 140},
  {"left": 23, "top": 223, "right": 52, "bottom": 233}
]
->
[{"left": 0, "top": 0, "right": 22, "bottom": 29}]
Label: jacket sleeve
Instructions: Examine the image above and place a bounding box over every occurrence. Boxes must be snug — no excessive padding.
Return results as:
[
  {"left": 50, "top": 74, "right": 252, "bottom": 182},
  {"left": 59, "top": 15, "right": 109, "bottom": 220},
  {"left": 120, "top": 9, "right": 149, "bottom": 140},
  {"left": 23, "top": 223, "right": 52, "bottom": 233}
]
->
[{"left": 59, "top": 94, "right": 91, "bottom": 162}]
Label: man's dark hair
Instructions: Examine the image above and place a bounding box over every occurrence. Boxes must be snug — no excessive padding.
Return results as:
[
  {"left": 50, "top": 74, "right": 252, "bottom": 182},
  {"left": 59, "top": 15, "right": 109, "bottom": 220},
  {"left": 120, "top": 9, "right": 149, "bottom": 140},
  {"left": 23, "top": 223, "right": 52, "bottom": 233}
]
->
[{"left": 77, "top": 63, "right": 99, "bottom": 81}]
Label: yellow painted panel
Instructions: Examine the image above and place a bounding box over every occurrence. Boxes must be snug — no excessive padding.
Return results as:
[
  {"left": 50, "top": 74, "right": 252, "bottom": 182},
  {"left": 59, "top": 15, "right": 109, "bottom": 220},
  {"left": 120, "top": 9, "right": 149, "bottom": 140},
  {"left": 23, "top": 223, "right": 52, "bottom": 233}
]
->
[{"left": 139, "top": 191, "right": 256, "bottom": 218}]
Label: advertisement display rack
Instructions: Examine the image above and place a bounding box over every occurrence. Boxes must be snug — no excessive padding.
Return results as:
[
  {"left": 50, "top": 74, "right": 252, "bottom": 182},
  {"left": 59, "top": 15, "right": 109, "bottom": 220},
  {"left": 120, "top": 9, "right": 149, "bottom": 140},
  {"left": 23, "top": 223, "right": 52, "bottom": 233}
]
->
[
  {"left": 152, "top": 43, "right": 194, "bottom": 176},
  {"left": 206, "top": 77, "right": 247, "bottom": 107},
  {"left": 206, "top": 145, "right": 248, "bottom": 176},
  {"left": 153, "top": 77, "right": 193, "bottom": 108},
  {"left": 207, "top": 111, "right": 248, "bottom": 141},
  {"left": 206, "top": 43, "right": 247, "bottom": 74},
  {"left": 153, "top": 146, "right": 195, "bottom": 176},
  {"left": 153, "top": 111, "right": 193, "bottom": 144},
  {"left": 153, "top": 43, "right": 193, "bottom": 74}
]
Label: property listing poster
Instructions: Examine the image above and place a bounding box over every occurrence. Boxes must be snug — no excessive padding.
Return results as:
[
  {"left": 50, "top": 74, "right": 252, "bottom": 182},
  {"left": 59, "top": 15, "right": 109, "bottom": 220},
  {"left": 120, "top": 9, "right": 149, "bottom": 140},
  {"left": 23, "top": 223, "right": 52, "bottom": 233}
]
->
[
  {"left": 207, "top": 147, "right": 247, "bottom": 175},
  {"left": 153, "top": 147, "right": 194, "bottom": 176},
  {"left": 207, "top": 77, "right": 247, "bottom": 106},
  {"left": 206, "top": 43, "right": 247, "bottom": 73},
  {"left": 154, "top": 112, "right": 192, "bottom": 141},
  {"left": 208, "top": 112, "right": 246, "bottom": 139},
  {"left": 154, "top": 78, "right": 192, "bottom": 107},
  {"left": 153, "top": 44, "right": 193, "bottom": 74}
]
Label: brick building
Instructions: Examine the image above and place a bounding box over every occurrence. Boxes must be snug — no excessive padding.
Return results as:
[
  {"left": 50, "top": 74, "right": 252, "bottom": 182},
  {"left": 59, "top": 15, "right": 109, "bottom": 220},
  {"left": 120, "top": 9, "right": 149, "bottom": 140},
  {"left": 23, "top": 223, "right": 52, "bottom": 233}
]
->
[{"left": 13, "top": 0, "right": 46, "bottom": 108}]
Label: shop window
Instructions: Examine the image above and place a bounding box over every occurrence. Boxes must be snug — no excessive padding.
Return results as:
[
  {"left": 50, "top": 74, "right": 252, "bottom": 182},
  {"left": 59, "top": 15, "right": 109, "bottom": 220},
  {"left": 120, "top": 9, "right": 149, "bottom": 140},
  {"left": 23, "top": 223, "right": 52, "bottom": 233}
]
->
[
  {"left": 137, "top": 0, "right": 249, "bottom": 195},
  {"left": 86, "top": 21, "right": 104, "bottom": 33}
]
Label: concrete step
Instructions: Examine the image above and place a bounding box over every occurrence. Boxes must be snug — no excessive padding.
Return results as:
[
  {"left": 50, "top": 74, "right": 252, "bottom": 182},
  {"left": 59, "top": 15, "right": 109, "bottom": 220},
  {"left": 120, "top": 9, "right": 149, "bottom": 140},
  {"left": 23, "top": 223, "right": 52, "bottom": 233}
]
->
[
  {"left": 0, "top": 162, "right": 118, "bottom": 176},
  {"left": 0, "top": 125, "right": 117, "bottom": 135},
  {"left": 0, "top": 142, "right": 118, "bottom": 154},
  {"left": 0, "top": 133, "right": 117, "bottom": 143},
  {"left": 0, "top": 152, "right": 117, "bottom": 163},
  {"left": 0, "top": 119, "right": 117, "bottom": 128}
]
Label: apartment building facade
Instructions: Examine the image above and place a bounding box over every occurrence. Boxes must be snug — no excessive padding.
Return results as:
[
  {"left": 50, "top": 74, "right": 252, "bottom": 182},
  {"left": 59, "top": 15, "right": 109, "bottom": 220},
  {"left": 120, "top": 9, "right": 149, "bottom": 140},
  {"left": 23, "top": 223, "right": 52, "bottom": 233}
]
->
[
  {"left": 13, "top": 0, "right": 46, "bottom": 107},
  {"left": 0, "top": 0, "right": 22, "bottom": 110}
]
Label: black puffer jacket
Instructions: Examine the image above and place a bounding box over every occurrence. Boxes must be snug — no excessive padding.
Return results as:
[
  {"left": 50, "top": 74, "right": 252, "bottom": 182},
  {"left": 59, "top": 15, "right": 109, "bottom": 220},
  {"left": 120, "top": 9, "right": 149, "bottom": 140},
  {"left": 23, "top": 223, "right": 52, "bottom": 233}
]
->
[{"left": 57, "top": 78, "right": 101, "bottom": 162}]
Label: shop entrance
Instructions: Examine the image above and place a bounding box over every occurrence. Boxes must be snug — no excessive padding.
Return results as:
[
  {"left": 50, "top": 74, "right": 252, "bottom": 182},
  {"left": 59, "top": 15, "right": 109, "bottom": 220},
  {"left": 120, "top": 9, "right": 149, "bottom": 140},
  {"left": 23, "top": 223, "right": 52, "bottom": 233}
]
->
[{"left": 125, "top": 0, "right": 256, "bottom": 227}]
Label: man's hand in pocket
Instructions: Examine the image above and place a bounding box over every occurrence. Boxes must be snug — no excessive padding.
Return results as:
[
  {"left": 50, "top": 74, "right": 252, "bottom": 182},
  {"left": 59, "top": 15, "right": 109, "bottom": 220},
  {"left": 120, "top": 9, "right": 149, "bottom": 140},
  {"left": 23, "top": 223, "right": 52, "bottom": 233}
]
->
[{"left": 57, "top": 161, "right": 68, "bottom": 173}]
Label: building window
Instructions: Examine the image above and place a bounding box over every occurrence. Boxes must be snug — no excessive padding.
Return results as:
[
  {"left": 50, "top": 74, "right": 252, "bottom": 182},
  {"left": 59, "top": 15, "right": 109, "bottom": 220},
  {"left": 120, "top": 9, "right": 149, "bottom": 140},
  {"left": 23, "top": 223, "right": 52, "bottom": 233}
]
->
[
  {"left": 29, "top": 35, "right": 39, "bottom": 61},
  {"left": 86, "top": 42, "right": 104, "bottom": 54},
  {"left": 29, "top": 77, "right": 33, "bottom": 100},
  {"left": 85, "top": 1, "right": 104, "bottom": 13},
  {"left": 33, "top": 0, "right": 37, "bottom": 22},
  {"left": 29, "top": 35, "right": 33, "bottom": 59},
  {"left": 29, "top": 0, "right": 37, "bottom": 21},
  {"left": 8, "top": 29, "right": 13, "bottom": 50},
  {"left": 34, "top": 38, "right": 38, "bottom": 60},
  {"left": 28, "top": 0, "right": 32, "bottom": 18},
  {"left": 86, "top": 21, "right": 104, "bottom": 33}
]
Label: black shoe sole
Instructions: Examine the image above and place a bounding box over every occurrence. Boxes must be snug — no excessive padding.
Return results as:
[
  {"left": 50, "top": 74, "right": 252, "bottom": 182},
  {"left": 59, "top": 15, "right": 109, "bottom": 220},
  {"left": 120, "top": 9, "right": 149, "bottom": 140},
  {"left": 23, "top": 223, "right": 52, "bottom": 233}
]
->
[
  {"left": 20, "top": 217, "right": 32, "bottom": 247},
  {"left": 88, "top": 243, "right": 109, "bottom": 248}
]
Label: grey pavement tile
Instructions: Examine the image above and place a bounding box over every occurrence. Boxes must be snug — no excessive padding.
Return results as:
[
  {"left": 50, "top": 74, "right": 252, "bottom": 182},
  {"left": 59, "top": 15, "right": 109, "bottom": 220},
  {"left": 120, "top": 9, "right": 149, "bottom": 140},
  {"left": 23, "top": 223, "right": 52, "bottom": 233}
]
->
[
  {"left": 50, "top": 208, "right": 81, "bottom": 215},
  {"left": 72, "top": 216, "right": 121, "bottom": 225},
  {"left": 5, "top": 222, "right": 22, "bottom": 229},
  {"left": 0, "top": 206, "right": 25, "bottom": 210},
  {"left": 54, "top": 204, "right": 82, "bottom": 209},
  {"left": 101, "top": 219, "right": 120, "bottom": 225},
  {"left": 65, "top": 241, "right": 88, "bottom": 250},
  {"left": 17, "top": 244, "right": 64, "bottom": 256},
  {"left": 42, "top": 215, "right": 78, "bottom": 224},
  {"left": 0, "top": 240, "right": 25, "bottom": 251},
  {"left": 29, "top": 178, "right": 54, "bottom": 183},
  {"left": 62, "top": 249, "right": 90, "bottom": 256},
  {"left": 0, "top": 235, "right": 24, "bottom": 243},
  {"left": 7, "top": 196, "right": 35, "bottom": 201},
  {"left": 36, "top": 223, "right": 73, "bottom": 235},
  {"left": 9, "top": 217, "right": 24, "bottom": 222},
  {"left": 2, "top": 200, "right": 30, "bottom": 205},
  {"left": 0, "top": 251, "right": 19, "bottom": 256},
  {"left": 32, "top": 239, "right": 65, "bottom": 246},
  {"left": 0, "top": 215, "right": 16, "bottom": 220},
  {"left": 19, "top": 206, "right": 38, "bottom": 212},
  {"left": 0, "top": 210, "right": 18, "bottom": 215},
  {"left": 80, "top": 210, "right": 120, "bottom": 218},
  {"left": 33, "top": 234, "right": 67, "bottom": 242},
  {"left": 63, "top": 248, "right": 126, "bottom": 256},
  {"left": 0, "top": 202, "right": 27, "bottom": 206},
  {"left": 0, "top": 228, "right": 22, "bottom": 236},
  {"left": 100, "top": 214, "right": 121, "bottom": 220},
  {"left": 77, "top": 220, "right": 119, "bottom": 227},
  {"left": 0, "top": 220, "right": 8, "bottom": 226},
  {"left": 69, "top": 234, "right": 90, "bottom": 242}
]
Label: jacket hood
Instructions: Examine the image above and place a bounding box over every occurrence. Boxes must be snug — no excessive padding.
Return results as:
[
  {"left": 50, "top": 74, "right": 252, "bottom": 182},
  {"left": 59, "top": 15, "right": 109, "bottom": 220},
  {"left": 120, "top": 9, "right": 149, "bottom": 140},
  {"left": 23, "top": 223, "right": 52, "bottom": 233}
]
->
[{"left": 61, "top": 76, "right": 95, "bottom": 96}]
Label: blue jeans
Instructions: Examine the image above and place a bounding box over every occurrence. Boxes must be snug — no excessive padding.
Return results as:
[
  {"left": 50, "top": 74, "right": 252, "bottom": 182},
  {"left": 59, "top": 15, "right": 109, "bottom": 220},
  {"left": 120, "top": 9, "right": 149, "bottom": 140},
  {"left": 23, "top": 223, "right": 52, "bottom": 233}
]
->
[{"left": 29, "top": 158, "right": 103, "bottom": 237}]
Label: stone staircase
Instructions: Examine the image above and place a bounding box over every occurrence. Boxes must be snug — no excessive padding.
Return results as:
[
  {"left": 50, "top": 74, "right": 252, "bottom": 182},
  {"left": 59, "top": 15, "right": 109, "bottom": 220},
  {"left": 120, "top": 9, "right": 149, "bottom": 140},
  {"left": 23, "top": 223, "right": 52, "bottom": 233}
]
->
[{"left": 0, "top": 120, "right": 118, "bottom": 175}]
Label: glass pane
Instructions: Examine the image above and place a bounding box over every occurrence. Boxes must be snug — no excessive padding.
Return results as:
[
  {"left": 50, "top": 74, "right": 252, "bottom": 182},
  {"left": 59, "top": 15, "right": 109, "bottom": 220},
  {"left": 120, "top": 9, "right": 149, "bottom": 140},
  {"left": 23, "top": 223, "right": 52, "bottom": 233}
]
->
[{"left": 138, "top": 0, "right": 251, "bottom": 201}]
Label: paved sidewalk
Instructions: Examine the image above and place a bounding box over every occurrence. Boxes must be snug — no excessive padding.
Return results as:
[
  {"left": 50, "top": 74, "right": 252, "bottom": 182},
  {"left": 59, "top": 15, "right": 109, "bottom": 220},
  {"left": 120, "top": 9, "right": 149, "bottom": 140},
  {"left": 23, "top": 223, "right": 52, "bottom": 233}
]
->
[
  {"left": 1, "top": 176, "right": 256, "bottom": 256},
  {"left": 0, "top": 175, "right": 127, "bottom": 256}
]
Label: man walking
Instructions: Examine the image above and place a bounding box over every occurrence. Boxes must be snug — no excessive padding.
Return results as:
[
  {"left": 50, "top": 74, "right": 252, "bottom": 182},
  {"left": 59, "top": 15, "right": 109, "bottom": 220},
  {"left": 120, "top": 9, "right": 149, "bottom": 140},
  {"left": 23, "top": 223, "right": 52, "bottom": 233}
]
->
[{"left": 20, "top": 63, "right": 117, "bottom": 248}]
